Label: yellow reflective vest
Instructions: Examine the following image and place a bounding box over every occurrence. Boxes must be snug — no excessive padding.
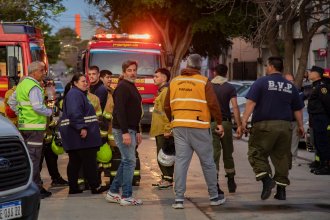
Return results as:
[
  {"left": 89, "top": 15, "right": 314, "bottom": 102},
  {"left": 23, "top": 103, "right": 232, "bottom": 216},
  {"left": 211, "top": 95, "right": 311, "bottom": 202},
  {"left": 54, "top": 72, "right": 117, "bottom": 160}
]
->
[{"left": 170, "top": 74, "right": 210, "bottom": 129}]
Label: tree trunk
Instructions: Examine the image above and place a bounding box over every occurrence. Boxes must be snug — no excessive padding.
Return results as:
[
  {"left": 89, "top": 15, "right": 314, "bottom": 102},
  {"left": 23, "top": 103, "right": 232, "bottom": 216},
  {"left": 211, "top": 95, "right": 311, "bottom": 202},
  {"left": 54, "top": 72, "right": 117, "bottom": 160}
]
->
[
  {"left": 266, "top": 27, "right": 280, "bottom": 56},
  {"left": 295, "top": 38, "right": 311, "bottom": 89},
  {"left": 283, "top": 21, "right": 294, "bottom": 75}
]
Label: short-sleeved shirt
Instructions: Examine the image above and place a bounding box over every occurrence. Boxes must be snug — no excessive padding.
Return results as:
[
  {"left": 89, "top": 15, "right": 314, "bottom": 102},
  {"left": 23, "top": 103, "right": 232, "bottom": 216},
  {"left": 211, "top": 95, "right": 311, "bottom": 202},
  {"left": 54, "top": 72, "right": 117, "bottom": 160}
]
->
[
  {"left": 246, "top": 73, "right": 304, "bottom": 123},
  {"left": 212, "top": 82, "right": 237, "bottom": 120}
]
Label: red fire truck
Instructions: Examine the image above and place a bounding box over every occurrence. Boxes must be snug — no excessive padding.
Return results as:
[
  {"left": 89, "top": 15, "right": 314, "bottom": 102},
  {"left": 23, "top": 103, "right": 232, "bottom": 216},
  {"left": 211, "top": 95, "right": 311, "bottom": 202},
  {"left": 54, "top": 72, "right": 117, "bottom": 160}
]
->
[
  {"left": 79, "top": 33, "right": 164, "bottom": 124},
  {"left": 0, "top": 23, "right": 48, "bottom": 114}
]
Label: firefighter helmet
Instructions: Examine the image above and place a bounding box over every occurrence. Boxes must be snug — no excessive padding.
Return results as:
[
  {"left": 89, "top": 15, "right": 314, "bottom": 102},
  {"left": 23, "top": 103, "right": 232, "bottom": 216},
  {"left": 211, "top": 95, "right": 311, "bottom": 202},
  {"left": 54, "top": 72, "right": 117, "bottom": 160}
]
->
[
  {"left": 97, "top": 142, "right": 112, "bottom": 163},
  {"left": 51, "top": 132, "right": 64, "bottom": 155},
  {"left": 158, "top": 148, "right": 175, "bottom": 167}
]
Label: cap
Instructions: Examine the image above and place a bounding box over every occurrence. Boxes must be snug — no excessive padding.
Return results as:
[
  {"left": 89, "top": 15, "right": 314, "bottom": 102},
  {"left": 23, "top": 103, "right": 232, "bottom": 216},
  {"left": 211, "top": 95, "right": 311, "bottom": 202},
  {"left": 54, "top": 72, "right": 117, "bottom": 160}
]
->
[
  {"left": 187, "top": 54, "right": 202, "bottom": 70},
  {"left": 310, "top": 65, "right": 324, "bottom": 76}
]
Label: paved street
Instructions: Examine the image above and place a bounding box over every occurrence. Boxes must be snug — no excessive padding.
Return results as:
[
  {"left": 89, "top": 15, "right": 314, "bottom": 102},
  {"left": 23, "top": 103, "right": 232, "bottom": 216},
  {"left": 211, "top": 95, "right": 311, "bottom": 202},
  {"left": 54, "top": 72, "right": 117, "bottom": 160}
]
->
[{"left": 39, "top": 134, "right": 330, "bottom": 220}]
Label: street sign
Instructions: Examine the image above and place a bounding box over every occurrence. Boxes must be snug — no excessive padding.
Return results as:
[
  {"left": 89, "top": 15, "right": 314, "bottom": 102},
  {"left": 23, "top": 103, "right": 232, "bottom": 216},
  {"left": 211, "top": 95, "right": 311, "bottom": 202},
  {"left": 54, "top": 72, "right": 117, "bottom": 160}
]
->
[{"left": 318, "top": 48, "right": 328, "bottom": 57}]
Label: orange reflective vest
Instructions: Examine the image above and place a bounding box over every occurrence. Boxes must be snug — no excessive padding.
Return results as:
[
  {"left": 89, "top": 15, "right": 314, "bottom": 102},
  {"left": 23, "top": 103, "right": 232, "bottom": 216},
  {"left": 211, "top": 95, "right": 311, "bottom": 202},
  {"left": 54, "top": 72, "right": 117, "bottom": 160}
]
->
[{"left": 170, "top": 74, "right": 210, "bottom": 129}]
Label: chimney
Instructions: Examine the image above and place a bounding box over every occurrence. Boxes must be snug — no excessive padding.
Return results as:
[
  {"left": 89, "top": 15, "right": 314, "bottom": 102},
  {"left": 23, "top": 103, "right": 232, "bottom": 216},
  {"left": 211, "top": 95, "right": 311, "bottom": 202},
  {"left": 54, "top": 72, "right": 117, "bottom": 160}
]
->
[{"left": 75, "top": 14, "right": 81, "bottom": 38}]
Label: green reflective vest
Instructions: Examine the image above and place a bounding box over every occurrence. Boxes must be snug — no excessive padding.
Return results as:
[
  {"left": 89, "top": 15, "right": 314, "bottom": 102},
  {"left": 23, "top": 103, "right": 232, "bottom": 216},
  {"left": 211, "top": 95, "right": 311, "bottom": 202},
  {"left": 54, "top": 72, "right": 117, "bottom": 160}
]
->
[{"left": 16, "top": 78, "right": 47, "bottom": 130}]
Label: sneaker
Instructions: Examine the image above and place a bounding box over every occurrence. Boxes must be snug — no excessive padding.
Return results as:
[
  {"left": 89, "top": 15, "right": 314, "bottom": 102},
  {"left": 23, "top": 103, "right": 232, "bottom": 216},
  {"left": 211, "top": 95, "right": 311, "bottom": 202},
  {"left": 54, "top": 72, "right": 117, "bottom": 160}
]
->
[
  {"left": 105, "top": 192, "right": 121, "bottom": 203},
  {"left": 210, "top": 196, "right": 226, "bottom": 206},
  {"left": 172, "top": 201, "right": 184, "bottom": 209},
  {"left": 40, "top": 187, "right": 52, "bottom": 199},
  {"left": 120, "top": 197, "right": 143, "bottom": 206},
  {"left": 51, "top": 177, "right": 69, "bottom": 187},
  {"left": 158, "top": 180, "right": 173, "bottom": 190}
]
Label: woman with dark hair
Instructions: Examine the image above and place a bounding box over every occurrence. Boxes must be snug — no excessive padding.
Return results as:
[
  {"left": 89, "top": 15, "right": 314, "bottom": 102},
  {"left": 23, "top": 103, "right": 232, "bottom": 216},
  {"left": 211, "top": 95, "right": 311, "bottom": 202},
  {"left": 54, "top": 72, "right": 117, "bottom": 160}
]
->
[{"left": 59, "top": 73, "right": 107, "bottom": 194}]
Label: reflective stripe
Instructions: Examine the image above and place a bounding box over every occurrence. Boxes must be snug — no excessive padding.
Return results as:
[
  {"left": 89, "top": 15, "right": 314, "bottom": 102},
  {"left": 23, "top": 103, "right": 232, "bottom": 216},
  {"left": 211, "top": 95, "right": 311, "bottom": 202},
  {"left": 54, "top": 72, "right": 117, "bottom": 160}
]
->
[
  {"left": 327, "top": 125, "right": 330, "bottom": 130},
  {"left": 18, "top": 123, "right": 46, "bottom": 129},
  {"left": 153, "top": 109, "right": 165, "bottom": 115},
  {"left": 108, "top": 134, "right": 115, "bottom": 141},
  {"left": 275, "top": 181, "right": 287, "bottom": 186},
  {"left": 61, "top": 119, "right": 70, "bottom": 123},
  {"left": 100, "top": 130, "right": 108, "bottom": 137},
  {"left": 18, "top": 101, "right": 31, "bottom": 106},
  {"left": 103, "top": 112, "right": 112, "bottom": 119},
  {"left": 85, "top": 119, "right": 98, "bottom": 123},
  {"left": 173, "top": 78, "right": 207, "bottom": 84},
  {"left": 31, "top": 101, "right": 43, "bottom": 106},
  {"left": 256, "top": 172, "right": 268, "bottom": 178},
  {"left": 172, "top": 119, "right": 209, "bottom": 125},
  {"left": 60, "top": 122, "right": 70, "bottom": 126},
  {"left": 84, "top": 115, "right": 97, "bottom": 120},
  {"left": 170, "top": 98, "right": 207, "bottom": 104},
  {"left": 27, "top": 141, "right": 43, "bottom": 146},
  {"left": 96, "top": 111, "right": 102, "bottom": 116}
]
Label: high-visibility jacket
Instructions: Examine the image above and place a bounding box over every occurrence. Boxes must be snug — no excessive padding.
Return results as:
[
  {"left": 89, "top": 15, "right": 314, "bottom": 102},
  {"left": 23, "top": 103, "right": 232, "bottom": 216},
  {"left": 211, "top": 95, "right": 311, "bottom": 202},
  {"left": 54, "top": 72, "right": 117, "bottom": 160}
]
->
[
  {"left": 16, "top": 78, "right": 47, "bottom": 131},
  {"left": 170, "top": 74, "right": 210, "bottom": 129}
]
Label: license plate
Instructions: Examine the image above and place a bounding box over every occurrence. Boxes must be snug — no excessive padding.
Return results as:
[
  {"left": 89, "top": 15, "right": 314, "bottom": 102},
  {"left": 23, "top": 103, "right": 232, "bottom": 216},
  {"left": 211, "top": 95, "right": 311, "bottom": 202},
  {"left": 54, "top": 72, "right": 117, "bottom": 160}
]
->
[{"left": 0, "top": 201, "right": 22, "bottom": 220}]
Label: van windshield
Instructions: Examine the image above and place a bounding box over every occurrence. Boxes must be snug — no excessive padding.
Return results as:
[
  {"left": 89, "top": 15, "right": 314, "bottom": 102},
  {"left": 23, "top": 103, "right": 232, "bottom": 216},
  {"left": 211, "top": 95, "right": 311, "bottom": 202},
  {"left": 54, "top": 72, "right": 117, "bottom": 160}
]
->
[{"left": 89, "top": 49, "right": 161, "bottom": 76}]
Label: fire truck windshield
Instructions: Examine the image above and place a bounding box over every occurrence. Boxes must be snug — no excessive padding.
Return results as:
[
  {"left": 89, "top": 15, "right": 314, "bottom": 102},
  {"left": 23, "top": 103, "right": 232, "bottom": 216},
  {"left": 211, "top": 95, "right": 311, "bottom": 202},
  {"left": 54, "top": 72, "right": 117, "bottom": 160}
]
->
[
  {"left": 30, "top": 43, "right": 45, "bottom": 62},
  {"left": 89, "top": 49, "right": 160, "bottom": 76}
]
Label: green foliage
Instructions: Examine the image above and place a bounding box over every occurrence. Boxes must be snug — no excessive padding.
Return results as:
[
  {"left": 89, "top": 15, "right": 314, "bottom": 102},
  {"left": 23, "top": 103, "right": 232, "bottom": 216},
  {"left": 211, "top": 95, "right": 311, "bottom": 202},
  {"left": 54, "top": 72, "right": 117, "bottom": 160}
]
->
[
  {"left": 44, "top": 34, "right": 61, "bottom": 64},
  {"left": 90, "top": 0, "right": 257, "bottom": 58},
  {"left": 0, "top": 0, "right": 65, "bottom": 27}
]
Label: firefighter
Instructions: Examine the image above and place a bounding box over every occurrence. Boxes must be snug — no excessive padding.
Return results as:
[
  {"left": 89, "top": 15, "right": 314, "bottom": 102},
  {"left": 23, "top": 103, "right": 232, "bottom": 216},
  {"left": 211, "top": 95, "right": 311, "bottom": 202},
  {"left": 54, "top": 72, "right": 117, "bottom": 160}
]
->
[
  {"left": 8, "top": 61, "right": 53, "bottom": 199},
  {"left": 307, "top": 66, "right": 330, "bottom": 175}
]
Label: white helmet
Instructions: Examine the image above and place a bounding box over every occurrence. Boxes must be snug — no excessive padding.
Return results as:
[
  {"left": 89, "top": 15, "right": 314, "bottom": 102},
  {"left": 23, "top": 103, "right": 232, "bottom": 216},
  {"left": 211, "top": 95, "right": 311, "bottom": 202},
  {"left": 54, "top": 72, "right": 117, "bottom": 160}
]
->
[{"left": 158, "top": 148, "right": 175, "bottom": 167}]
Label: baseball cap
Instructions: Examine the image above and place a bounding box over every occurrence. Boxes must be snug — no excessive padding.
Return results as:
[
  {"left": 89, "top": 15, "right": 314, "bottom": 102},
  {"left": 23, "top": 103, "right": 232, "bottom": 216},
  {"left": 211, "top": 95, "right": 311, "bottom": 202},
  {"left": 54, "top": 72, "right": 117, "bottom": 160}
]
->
[{"left": 309, "top": 65, "right": 324, "bottom": 76}]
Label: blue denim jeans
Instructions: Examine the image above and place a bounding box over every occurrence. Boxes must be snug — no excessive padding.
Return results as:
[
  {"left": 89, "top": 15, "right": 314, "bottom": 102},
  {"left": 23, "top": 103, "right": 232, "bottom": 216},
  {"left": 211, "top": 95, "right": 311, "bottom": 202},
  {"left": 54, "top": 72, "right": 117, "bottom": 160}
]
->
[{"left": 110, "top": 128, "right": 137, "bottom": 198}]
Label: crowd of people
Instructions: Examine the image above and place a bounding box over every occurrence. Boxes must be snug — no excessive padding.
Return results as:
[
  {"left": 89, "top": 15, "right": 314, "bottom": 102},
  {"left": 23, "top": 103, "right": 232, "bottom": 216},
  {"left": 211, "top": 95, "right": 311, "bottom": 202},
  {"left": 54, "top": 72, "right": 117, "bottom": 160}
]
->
[{"left": 4, "top": 54, "right": 330, "bottom": 208}]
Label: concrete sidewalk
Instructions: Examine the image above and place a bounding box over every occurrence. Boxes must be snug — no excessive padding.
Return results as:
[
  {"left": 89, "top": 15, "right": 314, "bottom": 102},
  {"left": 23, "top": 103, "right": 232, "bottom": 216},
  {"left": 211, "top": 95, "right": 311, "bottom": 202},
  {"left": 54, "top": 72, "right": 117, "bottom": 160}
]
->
[{"left": 39, "top": 136, "right": 330, "bottom": 220}]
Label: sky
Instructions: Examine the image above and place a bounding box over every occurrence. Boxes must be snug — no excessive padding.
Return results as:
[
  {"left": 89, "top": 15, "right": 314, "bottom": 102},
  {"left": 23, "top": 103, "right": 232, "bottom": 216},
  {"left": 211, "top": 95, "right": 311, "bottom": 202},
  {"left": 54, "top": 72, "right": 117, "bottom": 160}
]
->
[{"left": 48, "top": 0, "right": 98, "bottom": 34}]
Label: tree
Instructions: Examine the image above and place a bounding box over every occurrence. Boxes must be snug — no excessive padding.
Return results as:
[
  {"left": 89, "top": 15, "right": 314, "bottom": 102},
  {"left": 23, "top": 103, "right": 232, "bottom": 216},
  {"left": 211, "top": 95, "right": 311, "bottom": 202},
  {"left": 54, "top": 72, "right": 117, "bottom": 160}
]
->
[
  {"left": 251, "top": 0, "right": 330, "bottom": 88},
  {"left": 0, "top": 0, "right": 65, "bottom": 27},
  {"left": 55, "top": 28, "right": 89, "bottom": 69},
  {"left": 0, "top": 0, "right": 66, "bottom": 64},
  {"left": 88, "top": 0, "right": 256, "bottom": 76}
]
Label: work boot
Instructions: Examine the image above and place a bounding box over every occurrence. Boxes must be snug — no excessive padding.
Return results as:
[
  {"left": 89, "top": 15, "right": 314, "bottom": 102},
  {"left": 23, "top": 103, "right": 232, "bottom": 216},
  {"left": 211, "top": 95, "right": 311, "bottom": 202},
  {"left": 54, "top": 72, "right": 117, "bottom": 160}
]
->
[
  {"left": 261, "top": 175, "right": 275, "bottom": 200},
  {"left": 91, "top": 185, "right": 109, "bottom": 194},
  {"left": 274, "top": 185, "right": 286, "bottom": 200},
  {"left": 309, "top": 160, "right": 320, "bottom": 169},
  {"left": 51, "top": 177, "right": 69, "bottom": 187},
  {"left": 227, "top": 177, "right": 237, "bottom": 193},
  {"left": 313, "top": 161, "right": 330, "bottom": 175}
]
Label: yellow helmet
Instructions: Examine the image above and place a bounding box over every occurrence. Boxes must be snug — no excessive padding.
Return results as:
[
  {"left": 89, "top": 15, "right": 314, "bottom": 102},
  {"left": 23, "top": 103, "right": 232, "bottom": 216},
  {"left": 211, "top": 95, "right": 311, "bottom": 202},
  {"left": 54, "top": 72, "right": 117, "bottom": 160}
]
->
[
  {"left": 51, "top": 132, "right": 64, "bottom": 155},
  {"left": 97, "top": 142, "right": 112, "bottom": 163}
]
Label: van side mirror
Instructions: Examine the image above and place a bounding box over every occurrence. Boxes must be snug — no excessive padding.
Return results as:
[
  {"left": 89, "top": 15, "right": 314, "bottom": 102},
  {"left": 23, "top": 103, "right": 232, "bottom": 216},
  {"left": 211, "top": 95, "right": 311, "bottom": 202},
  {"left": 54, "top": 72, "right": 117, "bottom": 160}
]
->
[{"left": 8, "top": 56, "right": 18, "bottom": 78}]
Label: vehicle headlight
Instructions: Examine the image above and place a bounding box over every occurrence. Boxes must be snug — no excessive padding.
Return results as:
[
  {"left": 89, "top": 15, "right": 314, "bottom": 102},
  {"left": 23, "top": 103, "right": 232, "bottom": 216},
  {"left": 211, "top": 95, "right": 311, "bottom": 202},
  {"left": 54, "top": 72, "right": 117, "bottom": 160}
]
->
[{"left": 149, "top": 106, "right": 154, "bottom": 112}]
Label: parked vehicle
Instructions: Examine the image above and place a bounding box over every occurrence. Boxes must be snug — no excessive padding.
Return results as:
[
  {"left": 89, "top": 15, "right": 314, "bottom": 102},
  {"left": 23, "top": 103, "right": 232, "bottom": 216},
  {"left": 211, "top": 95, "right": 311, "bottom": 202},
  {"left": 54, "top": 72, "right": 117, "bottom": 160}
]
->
[
  {"left": 0, "top": 115, "right": 40, "bottom": 220},
  {"left": 0, "top": 23, "right": 48, "bottom": 116},
  {"left": 54, "top": 80, "right": 64, "bottom": 98},
  {"left": 78, "top": 33, "right": 168, "bottom": 125}
]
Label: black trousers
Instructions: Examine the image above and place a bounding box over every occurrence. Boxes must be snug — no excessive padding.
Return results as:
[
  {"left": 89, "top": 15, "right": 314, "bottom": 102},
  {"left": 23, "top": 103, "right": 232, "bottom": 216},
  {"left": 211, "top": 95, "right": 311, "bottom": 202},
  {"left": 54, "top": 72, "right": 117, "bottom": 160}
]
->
[
  {"left": 311, "top": 114, "right": 330, "bottom": 161},
  {"left": 67, "top": 148, "right": 99, "bottom": 190},
  {"left": 40, "top": 142, "right": 61, "bottom": 181}
]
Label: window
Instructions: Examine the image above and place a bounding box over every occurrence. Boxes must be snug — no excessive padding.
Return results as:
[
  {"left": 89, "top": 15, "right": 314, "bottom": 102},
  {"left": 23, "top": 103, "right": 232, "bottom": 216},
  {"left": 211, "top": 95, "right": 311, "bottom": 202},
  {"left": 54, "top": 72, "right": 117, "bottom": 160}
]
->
[
  {"left": 0, "top": 45, "right": 23, "bottom": 77},
  {"left": 89, "top": 49, "right": 161, "bottom": 76},
  {"left": 313, "top": 50, "right": 326, "bottom": 68}
]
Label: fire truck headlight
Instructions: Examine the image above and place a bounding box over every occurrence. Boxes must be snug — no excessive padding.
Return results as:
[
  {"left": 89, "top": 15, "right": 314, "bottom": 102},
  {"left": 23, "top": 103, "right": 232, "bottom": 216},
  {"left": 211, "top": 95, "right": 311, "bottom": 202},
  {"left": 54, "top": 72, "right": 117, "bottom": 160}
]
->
[{"left": 149, "top": 106, "right": 154, "bottom": 113}]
